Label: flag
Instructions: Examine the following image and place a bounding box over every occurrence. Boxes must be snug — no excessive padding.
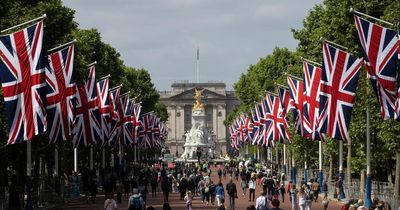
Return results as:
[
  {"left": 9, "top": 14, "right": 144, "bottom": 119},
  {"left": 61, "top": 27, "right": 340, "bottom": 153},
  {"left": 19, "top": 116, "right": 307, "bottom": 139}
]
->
[
  {"left": 252, "top": 103, "right": 263, "bottom": 145},
  {"left": 287, "top": 76, "right": 305, "bottom": 136},
  {"left": 354, "top": 15, "right": 398, "bottom": 119},
  {"left": 0, "top": 20, "right": 46, "bottom": 144},
  {"left": 130, "top": 100, "right": 141, "bottom": 144},
  {"left": 96, "top": 77, "right": 110, "bottom": 144},
  {"left": 111, "top": 93, "right": 133, "bottom": 146},
  {"left": 302, "top": 61, "right": 325, "bottom": 141},
  {"left": 46, "top": 43, "right": 76, "bottom": 144},
  {"left": 107, "top": 86, "right": 121, "bottom": 146},
  {"left": 72, "top": 64, "right": 101, "bottom": 147},
  {"left": 259, "top": 96, "right": 274, "bottom": 147},
  {"left": 277, "top": 85, "right": 295, "bottom": 117},
  {"left": 138, "top": 114, "right": 154, "bottom": 148},
  {"left": 318, "top": 42, "right": 363, "bottom": 142}
]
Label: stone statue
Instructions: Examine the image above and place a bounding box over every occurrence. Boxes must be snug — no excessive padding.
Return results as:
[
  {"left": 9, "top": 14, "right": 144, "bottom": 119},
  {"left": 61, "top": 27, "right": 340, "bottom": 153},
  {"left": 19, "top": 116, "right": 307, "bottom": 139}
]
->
[{"left": 193, "top": 88, "right": 204, "bottom": 112}]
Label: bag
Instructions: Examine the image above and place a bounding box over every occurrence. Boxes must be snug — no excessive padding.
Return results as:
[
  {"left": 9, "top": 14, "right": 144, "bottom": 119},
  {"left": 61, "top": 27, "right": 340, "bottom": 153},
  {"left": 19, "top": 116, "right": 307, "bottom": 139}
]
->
[
  {"left": 129, "top": 196, "right": 141, "bottom": 210},
  {"left": 205, "top": 186, "right": 209, "bottom": 193},
  {"left": 227, "top": 183, "right": 235, "bottom": 195}
]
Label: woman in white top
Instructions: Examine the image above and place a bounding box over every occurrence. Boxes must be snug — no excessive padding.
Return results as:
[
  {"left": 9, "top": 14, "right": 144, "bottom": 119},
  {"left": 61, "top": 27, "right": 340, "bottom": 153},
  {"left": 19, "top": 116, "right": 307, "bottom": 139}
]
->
[
  {"left": 298, "top": 187, "right": 307, "bottom": 210},
  {"left": 248, "top": 177, "right": 256, "bottom": 202},
  {"left": 290, "top": 184, "right": 298, "bottom": 210}
]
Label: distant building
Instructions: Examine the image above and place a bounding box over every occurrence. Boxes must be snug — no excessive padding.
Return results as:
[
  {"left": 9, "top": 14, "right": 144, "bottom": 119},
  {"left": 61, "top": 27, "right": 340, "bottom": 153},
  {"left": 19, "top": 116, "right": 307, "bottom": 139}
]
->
[{"left": 159, "top": 81, "right": 240, "bottom": 158}]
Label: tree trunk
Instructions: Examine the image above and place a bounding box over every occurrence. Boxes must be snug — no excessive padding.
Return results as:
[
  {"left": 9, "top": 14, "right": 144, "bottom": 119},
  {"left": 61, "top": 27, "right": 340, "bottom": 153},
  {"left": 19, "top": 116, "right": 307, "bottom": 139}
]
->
[
  {"left": 395, "top": 150, "right": 400, "bottom": 197},
  {"left": 328, "top": 152, "right": 333, "bottom": 184},
  {"left": 346, "top": 139, "right": 352, "bottom": 187}
]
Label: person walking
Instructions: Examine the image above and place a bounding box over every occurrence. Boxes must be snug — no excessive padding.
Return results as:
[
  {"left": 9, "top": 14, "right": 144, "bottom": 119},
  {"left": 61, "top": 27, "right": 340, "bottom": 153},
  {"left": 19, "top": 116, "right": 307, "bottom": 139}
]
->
[
  {"left": 198, "top": 178, "right": 206, "bottom": 203},
  {"left": 178, "top": 176, "right": 188, "bottom": 200},
  {"left": 248, "top": 177, "right": 256, "bottom": 202},
  {"left": 226, "top": 178, "right": 238, "bottom": 210},
  {"left": 215, "top": 182, "right": 225, "bottom": 207},
  {"left": 209, "top": 180, "right": 216, "bottom": 205},
  {"left": 115, "top": 180, "right": 123, "bottom": 203},
  {"left": 104, "top": 194, "right": 117, "bottom": 210},
  {"left": 151, "top": 174, "right": 158, "bottom": 198},
  {"left": 290, "top": 184, "right": 298, "bottom": 210},
  {"left": 255, "top": 191, "right": 268, "bottom": 210},
  {"left": 161, "top": 176, "right": 172, "bottom": 203},
  {"left": 184, "top": 191, "right": 193, "bottom": 210},
  {"left": 128, "top": 188, "right": 145, "bottom": 210},
  {"left": 322, "top": 180, "right": 328, "bottom": 200},
  {"left": 241, "top": 178, "right": 247, "bottom": 196},
  {"left": 269, "top": 199, "right": 283, "bottom": 210},
  {"left": 298, "top": 187, "right": 307, "bottom": 210},
  {"left": 311, "top": 179, "right": 320, "bottom": 202},
  {"left": 279, "top": 184, "right": 285, "bottom": 203}
]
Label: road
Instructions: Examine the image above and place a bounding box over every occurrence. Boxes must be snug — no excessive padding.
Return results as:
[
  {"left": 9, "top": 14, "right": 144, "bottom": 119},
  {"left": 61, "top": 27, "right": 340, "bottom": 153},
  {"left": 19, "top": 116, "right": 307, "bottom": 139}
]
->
[{"left": 56, "top": 166, "right": 343, "bottom": 210}]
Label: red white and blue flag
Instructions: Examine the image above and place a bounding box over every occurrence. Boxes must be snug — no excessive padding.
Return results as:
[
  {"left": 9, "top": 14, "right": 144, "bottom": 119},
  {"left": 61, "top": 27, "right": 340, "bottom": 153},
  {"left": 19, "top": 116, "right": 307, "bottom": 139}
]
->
[
  {"left": 251, "top": 103, "right": 263, "bottom": 145},
  {"left": 0, "top": 20, "right": 47, "bottom": 144},
  {"left": 46, "top": 43, "right": 76, "bottom": 144},
  {"left": 72, "top": 64, "right": 101, "bottom": 147},
  {"left": 107, "top": 86, "right": 121, "bottom": 146},
  {"left": 138, "top": 113, "right": 154, "bottom": 148},
  {"left": 287, "top": 76, "right": 305, "bottom": 136},
  {"left": 302, "top": 61, "right": 325, "bottom": 141},
  {"left": 130, "top": 100, "right": 141, "bottom": 144},
  {"left": 277, "top": 84, "right": 294, "bottom": 117},
  {"left": 96, "top": 77, "right": 110, "bottom": 144},
  {"left": 110, "top": 93, "right": 133, "bottom": 146},
  {"left": 259, "top": 96, "right": 274, "bottom": 147},
  {"left": 354, "top": 15, "right": 399, "bottom": 120},
  {"left": 318, "top": 42, "right": 363, "bottom": 142}
]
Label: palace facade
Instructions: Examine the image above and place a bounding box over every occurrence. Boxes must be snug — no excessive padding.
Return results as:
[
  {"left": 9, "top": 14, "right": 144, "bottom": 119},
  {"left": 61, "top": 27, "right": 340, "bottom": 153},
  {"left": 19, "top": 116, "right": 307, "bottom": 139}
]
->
[{"left": 159, "top": 82, "right": 240, "bottom": 158}]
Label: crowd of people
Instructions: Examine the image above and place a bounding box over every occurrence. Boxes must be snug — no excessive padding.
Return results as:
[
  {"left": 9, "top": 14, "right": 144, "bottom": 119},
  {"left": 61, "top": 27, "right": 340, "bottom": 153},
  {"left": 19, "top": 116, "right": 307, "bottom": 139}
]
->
[{"left": 62, "top": 160, "right": 396, "bottom": 210}]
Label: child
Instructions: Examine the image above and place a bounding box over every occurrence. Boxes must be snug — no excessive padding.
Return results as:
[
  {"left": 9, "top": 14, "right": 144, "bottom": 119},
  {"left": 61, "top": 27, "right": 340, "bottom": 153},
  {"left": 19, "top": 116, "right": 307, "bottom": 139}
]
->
[
  {"left": 184, "top": 191, "right": 193, "bottom": 210},
  {"left": 103, "top": 194, "right": 117, "bottom": 210}
]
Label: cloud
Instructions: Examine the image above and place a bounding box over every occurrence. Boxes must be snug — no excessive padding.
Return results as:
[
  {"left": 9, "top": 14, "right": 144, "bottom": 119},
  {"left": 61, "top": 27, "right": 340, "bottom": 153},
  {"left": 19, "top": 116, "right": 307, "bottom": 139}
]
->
[{"left": 63, "top": 0, "right": 321, "bottom": 90}]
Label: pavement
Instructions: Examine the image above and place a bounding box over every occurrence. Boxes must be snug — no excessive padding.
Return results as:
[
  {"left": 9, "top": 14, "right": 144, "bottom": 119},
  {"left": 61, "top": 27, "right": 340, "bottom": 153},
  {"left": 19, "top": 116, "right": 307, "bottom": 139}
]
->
[{"left": 55, "top": 166, "right": 343, "bottom": 210}]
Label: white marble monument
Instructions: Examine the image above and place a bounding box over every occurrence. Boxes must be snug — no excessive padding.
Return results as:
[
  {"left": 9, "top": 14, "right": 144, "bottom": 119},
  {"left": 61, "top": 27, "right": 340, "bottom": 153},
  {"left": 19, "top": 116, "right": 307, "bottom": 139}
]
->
[{"left": 181, "top": 89, "right": 216, "bottom": 159}]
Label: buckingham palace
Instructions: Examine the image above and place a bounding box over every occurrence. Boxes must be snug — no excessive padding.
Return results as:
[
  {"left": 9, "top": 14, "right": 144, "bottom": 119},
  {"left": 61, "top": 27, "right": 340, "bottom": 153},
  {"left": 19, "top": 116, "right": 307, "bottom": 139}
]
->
[{"left": 159, "top": 81, "right": 240, "bottom": 158}]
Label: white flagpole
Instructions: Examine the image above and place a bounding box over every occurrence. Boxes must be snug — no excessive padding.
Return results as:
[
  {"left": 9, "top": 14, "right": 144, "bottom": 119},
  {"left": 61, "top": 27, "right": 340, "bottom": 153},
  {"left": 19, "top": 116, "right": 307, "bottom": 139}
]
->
[
  {"left": 54, "top": 146, "right": 59, "bottom": 176},
  {"left": 319, "top": 141, "right": 323, "bottom": 192},
  {"left": 102, "top": 148, "right": 105, "bottom": 169},
  {"left": 90, "top": 146, "right": 93, "bottom": 171},
  {"left": 283, "top": 144, "right": 287, "bottom": 176},
  {"left": 74, "top": 148, "right": 78, "bottom": 173}
]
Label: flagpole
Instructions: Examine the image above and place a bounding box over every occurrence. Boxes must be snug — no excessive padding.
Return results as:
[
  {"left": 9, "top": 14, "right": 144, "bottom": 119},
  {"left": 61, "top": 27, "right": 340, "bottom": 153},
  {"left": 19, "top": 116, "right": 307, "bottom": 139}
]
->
[
  {"left": 320, "top": 37, "right": 349, "bottom": 51},
  {"left": 319, "top": 141, "right": 324, "bottom": 192},
  {"left": 102, "top": 148, "right": 105, "bottom": 170},
  {"left": 304, "top": 153, "right": 308, "bottom": 183},
  {"left": 291, "top": 147, "right": 296, "bottom": 184},
  {"left": 339, "top": 140, "right": 345, "bottom": 199},
  {"left": 365, "top": 94, "right": 372, "bottom": 207},
  {"left": 26, "top": 140, "right": 33, "bottom": 209},
  {"left": 90, "top": 146, "right": 93, "bottom": 171},
  {"left": 284, "top": 144, "right": 287, "bottom": 179},
  {"left": 350, "top": 8, "right": 394, "bottom": 26},
  {"left": 47, "top": 39, "right": 77, "bottom": 53},
  {"left": 74, "top": 148, "right": 78, "bottom": 173},
  {"left": 55, "top": 145, "right": 59, "bottom": 176},
  {"left": 1, "top": 14, "right": 46, "bottom": 33},
  {"left": 301, "top": 57, "right": 322, "bottom": 67}
]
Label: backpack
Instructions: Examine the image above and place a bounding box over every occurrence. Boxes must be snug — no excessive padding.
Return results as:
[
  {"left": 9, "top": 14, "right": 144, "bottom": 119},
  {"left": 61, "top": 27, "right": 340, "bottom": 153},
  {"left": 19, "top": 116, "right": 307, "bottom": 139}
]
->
[
  {"left": 227, "top": 183, "right": 235, "bottom": 195},
  {"left": 129, "top": 196, "right": 141, "bottom": 210},
  {"left": 262, "top": 177, "right": 268, "bottom": 186}
]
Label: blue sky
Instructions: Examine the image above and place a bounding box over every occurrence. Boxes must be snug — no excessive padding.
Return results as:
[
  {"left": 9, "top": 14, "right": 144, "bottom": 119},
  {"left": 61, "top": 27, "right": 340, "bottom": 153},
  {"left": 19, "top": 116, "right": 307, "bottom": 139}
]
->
[{"left": 63, "top": 0, "right": 321, "bottom": 90}]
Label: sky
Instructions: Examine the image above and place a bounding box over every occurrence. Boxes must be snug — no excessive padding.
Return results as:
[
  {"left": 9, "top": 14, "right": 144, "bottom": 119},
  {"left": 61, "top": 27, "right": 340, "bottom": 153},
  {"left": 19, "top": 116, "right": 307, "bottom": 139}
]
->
[{"left": 63, "top": 0, "right": 321, "bottom": 91}]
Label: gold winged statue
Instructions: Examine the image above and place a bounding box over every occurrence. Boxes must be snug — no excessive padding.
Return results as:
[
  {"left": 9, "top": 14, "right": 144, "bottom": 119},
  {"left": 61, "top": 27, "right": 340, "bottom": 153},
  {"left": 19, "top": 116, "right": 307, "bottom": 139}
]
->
[{"left": 193, "top": 88, "right": 205, "bottom": 112}]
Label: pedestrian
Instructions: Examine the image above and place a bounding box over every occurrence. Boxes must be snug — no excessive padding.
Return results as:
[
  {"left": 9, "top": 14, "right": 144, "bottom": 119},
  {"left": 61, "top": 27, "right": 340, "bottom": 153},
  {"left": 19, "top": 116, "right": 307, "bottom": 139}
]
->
[
  {"left": 209, "top": 180, "right": 216, "bottom": 205},
  {"left": 311, "top": 179, "right": 320, "bottom": 202},
  {"left": 184, "top": 191, "right": 193, "bottom": 210},
  {"left": 116, "top": 180, "right": 123, "bottom": 203},
  {"left": 215, "top": 181, "right": 225, "bottom": 207},
  {"left": 322, "top": 180, "right": 328, "bottom": 200},
  {"left": 217, "top": 198, "right": 227, "bottom": 210},
  {"left": 248, "top": 177, "right": 256, "bottom": 202},
  {"left": 357, "top": 199, "right": 368, "bottom": 210},
  {"left": 128, "top": 188, "right": 145, "bottom": 210},
  {"left": 269, "top": 199, "right": 283, "bottom": 210},
  {"left": 290, "top": 184, "right": 298, "bottom": 210},
  {"left": 198, "top": 178, "right": 206, "bottom": 203},
  {"left": 279, "top": 184, "right": 285, "bottom": 203},
  {"left": 255, "top": 191, "right": 268, "bottom": 210},
  {"left": 161, "top": 176, "right": 171, "bottom": 203},
  {"left": 124, "top": 177, "right": 131, "bottom": 200},
  {"left": 218, "top": 167, "right": 223, "bottom": 180},
  {"left": 151, "top": 174, "right": 158, "bottom": 198},
  {"left": 88, "top": 179, "right": 97, "bottom": 204},
  {"left": 205, "top": 181, "right": 211, "bottom": 205},
  {"left": 104, "top": 194, "right": 117, "bottom": 210},
  {"left": 179, "top": 175, "right": 188, "bottom": 200},
  {"left": 298, "top": 187, "right": 307, "bottom": 210},
  {"left": 226, "top": 178, "right": 238, "bottom": 210},
  {"left": 241, "top": 178, "right": 247, "bottom": 196}
]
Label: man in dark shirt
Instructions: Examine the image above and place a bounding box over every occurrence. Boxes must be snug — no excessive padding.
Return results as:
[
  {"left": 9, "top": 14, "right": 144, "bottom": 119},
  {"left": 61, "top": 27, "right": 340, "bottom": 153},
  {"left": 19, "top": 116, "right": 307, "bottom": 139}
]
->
[
  {"left": 269, "top": 199, "right": 283, "bottom": 210},
  {"left": 225, "top": 179, "right": 237, "bottom": 210}
]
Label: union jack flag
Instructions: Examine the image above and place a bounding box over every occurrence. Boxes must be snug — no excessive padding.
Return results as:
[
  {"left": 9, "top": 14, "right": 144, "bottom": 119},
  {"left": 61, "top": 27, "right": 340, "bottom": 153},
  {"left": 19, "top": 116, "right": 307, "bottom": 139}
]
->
[
  {"left": 251, "top": 103, "right": 263, "bottom": 145},
  {"left": 107, "top": 86, "right": 121, "bottom": 146},
  {"left": 138, "top": 113, "right": 154, "bottom": 148},
  {"left": 259, "top": 96, "right": 274, "bottom": 147},
  {"left": 276, "top": 84, "right": 295, "bottom": 117},
  {"left": 229, "top": 125, "right": 238, "bottom": 149},
  {"left": 265, "top": 93, "right": 291, "bottom": 144},
  {"left": 96, "top": 77, "right": 110, "bottom": 144},
  {"left": 302, "top": 61, "right": 325, "bottom": 141},
  {"left": 0, "top": 20, "right": 47, "bottom": 144},
  {"left": 72, "top": 64, "right": 101, "bottom": 147},
  {"left": 110, "top": 93, "right": 133, "bottom": 146},
  {"left": 318, "top": 42, "right": 363, "bottom": 142},
  {"left": 159, "top": 121, "right": 168, "bottom": 142},
  {"left": 241, "top": 114, "right": 251, "bottom": 143},
  {"left": 287, "top": 76, "right": 305, "bottom": 136},
  {"left": 354, "top": 15, "right": 398, "bottom": 120},
  {"left": 46, "top": 43, "right": 76, "bottom": 144},
  {"left": 129, "top": 100, "right": 141, "bottom": 144}
]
